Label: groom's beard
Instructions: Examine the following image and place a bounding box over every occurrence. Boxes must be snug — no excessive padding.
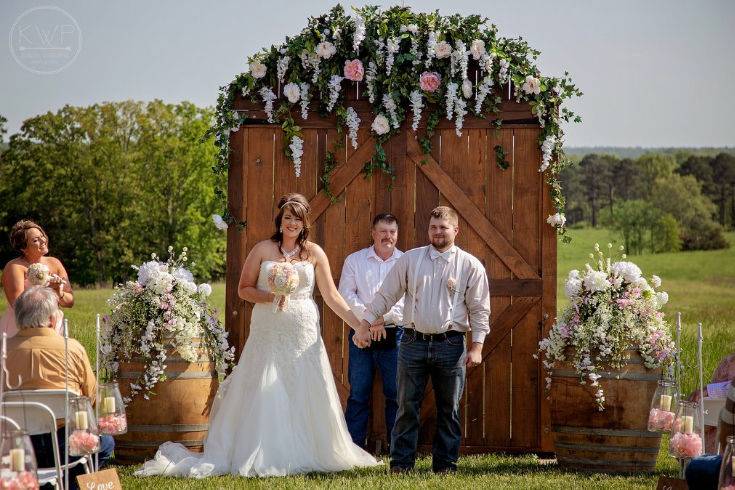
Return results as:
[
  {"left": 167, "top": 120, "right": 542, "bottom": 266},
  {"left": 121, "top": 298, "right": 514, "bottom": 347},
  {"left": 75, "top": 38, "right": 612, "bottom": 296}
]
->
[{"left": 430, "top": 236, "right": 452, "bottom": 250}]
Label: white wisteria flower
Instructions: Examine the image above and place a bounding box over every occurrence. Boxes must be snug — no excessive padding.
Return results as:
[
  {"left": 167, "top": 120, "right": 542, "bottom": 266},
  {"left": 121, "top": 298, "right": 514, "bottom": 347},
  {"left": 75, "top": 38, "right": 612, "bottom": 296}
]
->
[
  {"left": 522, "top": 75, "right": 541, "bottom": 95},
  {"left": 481, "top": 53, "right": 494, "bottom": 74},
  {"left": 583, "top": 270, "right": 610, "bottom": 293},
  {"left": 410, "top": 90, "right": 423, "bottom": 131},
  {"left": 212, "top": 214, "right": 228, "bottom": 231},
  {"left": 470, "top": 39, "right": 486, "bottom": 60},
  {"left": 299, "top": 50, "right": 321, "bottom": 83},
  {"left": 461, "top": 78, "right": 473, "bottom": 99},
  {"left": 546, "top": 213, "right": 566, "bottom": 228},
  {"left": 276, "top": 56, "right": 291, "bottom": 84},
  {"left": 366, "top": 61, "right": 378, "bottom": 103},
  {"left": 352, "top": 15, "right": 365, "bottom": 51},
  {"left": 326, "top": 75, "right": 344, "bottom": 112},
  {"left": 289, "top": 135, "right": 304, "bottom": 177},
  {"left": 386, "top": 37, "right": 400, "bottom": 75},
  {"left": 299, "top": 82, "right": 310, "bottom": 119},
  {"left": 435, "top": 40, "right": 451, "bottom": 59},
  {"left": 425, "top": 31, "right": 437, "bottom": 67},
  {"left": 383, "top": 94, "right": 400, "bottom": 129},
  {"left": 371, "top": 113, "right": 390, "bottom": 135},
  {"left": 445, "top": 82, "right": 458, "bottom": 120},
  {"left": 400, "top": 23, "right": 419, "bottom": 34},
  {"left": 498, "top": 59, "right": 510, "bottom": 83},
  {"left": 474, "top": 75, "right": 493, "bottom": 113},
  {"left": 249, "top": 61, "right": 267, "bottom": 79},
  {"left": 345, "top": 106, "right": 360, "bottom": 149},
  {"left": 259, "top": 87, "right": 277, "bottom": 123},
  {"left": 454, "top": 97, "right": 467, "bottom": 136},
  {"left": 316, "top": 41, "right": 336, "bottom": 59},
  {"left": 283, "top": 82, "right": 301, "bottom": 104},
  {"left": 540, "top": 135, "right": 555, "bottom": 172}
]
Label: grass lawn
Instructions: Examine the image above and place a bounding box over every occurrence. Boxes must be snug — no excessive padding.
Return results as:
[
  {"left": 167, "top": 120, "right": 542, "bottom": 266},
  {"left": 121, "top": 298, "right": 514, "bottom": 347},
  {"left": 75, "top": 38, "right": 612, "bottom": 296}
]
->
[{"left": 1, "top": 228, "right": 732, "bottom": 488}]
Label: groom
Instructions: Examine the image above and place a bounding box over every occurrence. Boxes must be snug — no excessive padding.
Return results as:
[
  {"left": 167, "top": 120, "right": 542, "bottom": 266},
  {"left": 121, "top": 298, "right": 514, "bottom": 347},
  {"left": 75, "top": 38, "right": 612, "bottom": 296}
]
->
[{"left": 354, "top": 206, "right": 491, "bottom": 473}]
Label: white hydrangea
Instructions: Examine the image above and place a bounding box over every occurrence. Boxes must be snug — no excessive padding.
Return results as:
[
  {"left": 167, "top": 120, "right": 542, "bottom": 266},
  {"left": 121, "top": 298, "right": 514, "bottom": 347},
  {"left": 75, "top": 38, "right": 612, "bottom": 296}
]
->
[
  {"left": 583, "top": 270, "right": 610, "bottom": 293},
  {"left": 148, "top": 270, "right": 174, "bottom": 294},
  {"left": 180, "top": 280, "right": 198, "bottom": 295},
  {"left": 198, "top": 283, "right": 212, "bottom": 297},
  {"left": 651, "top": 275, "right": 662, "bottom": 288},
  {"left": 137, "top": 260, "right": 167, "bottom": 285},
  {"left": 656, "top": 291, "right": 669, "bottom": 307},
  {"left": 172, "top": 266, "right": 194, "bottom": 284},
  {"left": 565, "top": 277, "right": 582, "bottom": 299},
  {"left": 611, "top": 261, "right": 642, "bottom": 284},
  {"left": 212, "top": 214, "right": 228, "bottom": 231}
]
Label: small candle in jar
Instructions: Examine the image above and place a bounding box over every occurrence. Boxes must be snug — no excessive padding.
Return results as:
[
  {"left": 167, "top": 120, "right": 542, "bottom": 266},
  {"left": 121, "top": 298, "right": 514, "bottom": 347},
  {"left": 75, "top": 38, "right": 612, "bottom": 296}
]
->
[
  {"left": 75, "top": 410, "right": 88, "bottom": 430},
  {"left": 103, "top": 396, "right": 116, "bottom": 414},
  {"left": 10, "top": 448, "right": 24, "bottom": 472},
  {"left": 659, "top": 394, "right": 672, "bottom": 411},
  {"left": 682, "top": 415, "right": 694, "bottom": 434}
]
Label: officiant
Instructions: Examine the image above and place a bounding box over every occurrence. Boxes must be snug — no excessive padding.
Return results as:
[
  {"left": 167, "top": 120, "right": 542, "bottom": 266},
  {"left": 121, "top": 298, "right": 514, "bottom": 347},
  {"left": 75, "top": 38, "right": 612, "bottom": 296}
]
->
[{"left": 338, "top": 213, "right": 405, "bottom": 450}]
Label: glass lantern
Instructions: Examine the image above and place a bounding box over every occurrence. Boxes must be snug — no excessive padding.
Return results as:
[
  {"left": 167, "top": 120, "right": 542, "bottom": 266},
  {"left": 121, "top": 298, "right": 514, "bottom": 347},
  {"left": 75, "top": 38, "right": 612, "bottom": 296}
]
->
[
  {"left": 0, "top": 429, "right": 39, "bottom": 489},
  {"left": 719, "top": 436, "right": 735, "bottom": 490},
  {"left": 647, "top": 379, "right": 678, "bottom": 432},
  {"left": 668, "top": 400, "right": 703, "bottom": 460},
  {"left": 96, "top": 381, "right": 127, "bottom": 435},
  {"left": 67, "top": 396, "right": 100, "bottom": 456}
]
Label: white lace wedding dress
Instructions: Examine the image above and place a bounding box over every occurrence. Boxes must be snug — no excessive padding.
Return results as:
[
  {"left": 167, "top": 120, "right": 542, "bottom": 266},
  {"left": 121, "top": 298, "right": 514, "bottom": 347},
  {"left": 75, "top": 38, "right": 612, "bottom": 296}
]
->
[{"left": 137, "top": 260, "right": 380, "bottom": 478}]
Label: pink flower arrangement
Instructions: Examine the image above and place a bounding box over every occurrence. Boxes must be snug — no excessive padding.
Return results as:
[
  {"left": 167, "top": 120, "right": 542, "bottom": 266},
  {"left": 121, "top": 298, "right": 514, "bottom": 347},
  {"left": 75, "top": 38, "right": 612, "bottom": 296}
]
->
[
  {"left": 343, "top": 59, "right": 364, "bottom": 81},
  {"left": 68, "top": 430, "right": 100, "bottom": 455},
  {"left": 267, "top": 262, "right": 299, "bottom": 311},
  {"left": 0, "top": 471, "right": 38, "bottom": 489},
  {"left": 669, "top": 431, "right": 702, "bottom": 458},
  {"left": 647, "top": 408, "right": 675, "bottom": 431},
  {"left": 419, "top": 71, "right": 441, "bottom": 92},
  {"left": 97, "top": 413, "right": 128, "bottom": 434}
]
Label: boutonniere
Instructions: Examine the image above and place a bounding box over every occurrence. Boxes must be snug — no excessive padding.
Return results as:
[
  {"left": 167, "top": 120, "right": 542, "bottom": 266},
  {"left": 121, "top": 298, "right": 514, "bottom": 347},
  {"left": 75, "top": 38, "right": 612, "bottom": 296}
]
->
[{"left": 447, "top": 277, "right": 457, "bottom": 293}]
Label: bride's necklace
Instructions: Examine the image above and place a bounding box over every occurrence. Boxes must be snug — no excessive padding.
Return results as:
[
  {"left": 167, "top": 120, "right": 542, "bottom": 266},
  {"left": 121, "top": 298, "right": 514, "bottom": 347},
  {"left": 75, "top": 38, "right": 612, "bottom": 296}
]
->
[{"left": 280, "top": 244, "right": 300, "bottom": 261}]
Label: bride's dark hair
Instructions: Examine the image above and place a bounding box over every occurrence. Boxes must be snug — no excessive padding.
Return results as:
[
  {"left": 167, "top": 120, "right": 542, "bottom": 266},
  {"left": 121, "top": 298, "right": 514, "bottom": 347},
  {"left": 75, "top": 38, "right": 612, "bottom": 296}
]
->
[{"left": 271, "top": 193, "right": 311, "bottom": 260}]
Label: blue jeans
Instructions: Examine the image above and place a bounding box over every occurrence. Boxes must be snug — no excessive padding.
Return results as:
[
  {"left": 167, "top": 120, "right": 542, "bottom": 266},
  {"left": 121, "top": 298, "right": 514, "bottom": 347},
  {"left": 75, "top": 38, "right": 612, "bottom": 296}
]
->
[
  {"left": 685, "top": 454, "right": 722, "bottom": 490},
  {"left": 345, "top": 328, "right": 402, "bottom": 448},
  {"left": 31, "top": 428, "right": 115, "bottom": 490},
  {"left": 390, "top": 329, "right": 466, "bottom": 472}
]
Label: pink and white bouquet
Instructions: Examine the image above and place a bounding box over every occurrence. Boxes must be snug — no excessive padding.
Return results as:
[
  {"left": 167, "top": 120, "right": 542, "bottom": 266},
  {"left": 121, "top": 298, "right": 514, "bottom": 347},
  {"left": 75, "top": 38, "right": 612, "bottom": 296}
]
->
[
  {"left": 26, "top": 263, "right": 51, "bottom": 286},
  {"left": 538, "top": 243, "right": 675, "bottom": 410},
  {"left": 68, "top": 430, "right": 100, "bottom": 456},
  {"left": 267, "top": 262, "right": 299, "bottom": 311}
]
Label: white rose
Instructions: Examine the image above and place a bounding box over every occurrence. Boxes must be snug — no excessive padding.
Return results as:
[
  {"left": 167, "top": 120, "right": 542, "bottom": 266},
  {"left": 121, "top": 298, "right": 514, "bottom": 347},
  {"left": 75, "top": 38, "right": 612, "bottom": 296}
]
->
[
  {"left": 656, "top": 291, "right": 669, "bottom": 306},
  {"left": 371, "top": 114, "right": 390, "bottom": 135},
  {"left": 611, "top": 261, "right": 642, "bottom": 284},
  {"left": 198, "top": 283, "right": 213, "bottom": 297},
  {"left": 172, "top": 266, "right": 194, "bottom": 284},
  {"left": 435, "top": 41, "right": 452, "bottom": 59},
  {"left": 180, "top": 280, "right": 198, "bottom": 295},
  {"left": 470, "top": 39, "right": 486, "bottom": 60},
  {"left": 316, "top": 41, "right": 336, "bottom": 59},
  {"left": 283, "top": 82, "right": 301, "bottom": 103},
  {"left": 522, "top": 75, "right": 541, "bottom": 95},
  {"left": 565, "top": 278, "right": 582, "bottom": 299},
  {"left": 212, "top": 214, "right": 228, "bottom": 231},
  {"left": 461, "top": 79, "right": 473, "bottom": 98},
  {"left": 583, "top": 270, "right": 610, "bottom": 293},
  {"left": 249, "top": 62, "right": 267, "bottom": 79}
]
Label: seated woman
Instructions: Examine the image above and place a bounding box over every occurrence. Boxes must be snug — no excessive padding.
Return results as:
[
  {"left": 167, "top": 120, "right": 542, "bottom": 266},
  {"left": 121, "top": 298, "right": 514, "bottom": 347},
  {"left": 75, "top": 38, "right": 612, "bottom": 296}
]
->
[
  {"left": 690, "top": 352, "right": 735, "bottom": 453},
  {"left": 1, "top": 220, "right": 74, "bottom": 337}
]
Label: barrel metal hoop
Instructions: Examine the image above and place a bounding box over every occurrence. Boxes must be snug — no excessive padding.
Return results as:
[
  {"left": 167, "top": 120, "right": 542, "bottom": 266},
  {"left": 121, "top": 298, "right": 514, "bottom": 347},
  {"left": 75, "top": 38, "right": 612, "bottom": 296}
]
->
[
  {"left": 127, "top": 423, "right": 210, "bottom": 432},
  {"left": 552, "top": 369, "right": 660, "bottom": 381},
  {"left": 554, "top": 441, "right": 660, "bottom": 453},
  {"left": 118, "top": 370, "right": 215, "bottom": 380},
  {"left": 552, "top": 426, "right": 661, "bottom": 438},
  {"left": 558, "top": 456, "right": 656, "bottom": 468}
]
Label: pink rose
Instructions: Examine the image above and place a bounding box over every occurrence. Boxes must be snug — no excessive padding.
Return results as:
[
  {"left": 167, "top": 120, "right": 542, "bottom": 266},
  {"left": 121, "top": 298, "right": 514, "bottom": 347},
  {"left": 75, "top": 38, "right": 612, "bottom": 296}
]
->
[
  {"left": 669, "top": 431, "right": 702, "bottom": 458},
  {"left": 420, "top": 71, "right": 441, "bottom": 92},
  {"left": 344, "top": 59, "right": 364, "bottom": 82}
]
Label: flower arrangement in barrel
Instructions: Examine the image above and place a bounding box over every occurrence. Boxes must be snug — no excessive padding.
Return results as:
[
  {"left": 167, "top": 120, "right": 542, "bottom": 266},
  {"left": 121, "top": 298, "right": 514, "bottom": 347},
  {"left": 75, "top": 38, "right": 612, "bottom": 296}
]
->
[
  {"left": 538, "top": 243, "right": 675, "bottom": 410},
  {"left": 100, "top": 247, "right": 235, "bottom": 403},
  {"left": 211, "top": 5, "right": 582, "bottom": 238}
]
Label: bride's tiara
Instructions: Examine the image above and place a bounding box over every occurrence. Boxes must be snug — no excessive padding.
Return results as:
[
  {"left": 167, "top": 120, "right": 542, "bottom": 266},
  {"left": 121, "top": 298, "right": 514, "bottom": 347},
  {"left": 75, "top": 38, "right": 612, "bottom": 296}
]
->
[{"left": 279, "top": 200, "right": 308, "bottom": 211}]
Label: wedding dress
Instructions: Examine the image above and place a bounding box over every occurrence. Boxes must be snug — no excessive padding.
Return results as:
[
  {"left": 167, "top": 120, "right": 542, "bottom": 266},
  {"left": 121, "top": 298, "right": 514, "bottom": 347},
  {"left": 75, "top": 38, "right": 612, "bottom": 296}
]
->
[{"left": 137, "top": 260, "right": 380, "bottom": 478}]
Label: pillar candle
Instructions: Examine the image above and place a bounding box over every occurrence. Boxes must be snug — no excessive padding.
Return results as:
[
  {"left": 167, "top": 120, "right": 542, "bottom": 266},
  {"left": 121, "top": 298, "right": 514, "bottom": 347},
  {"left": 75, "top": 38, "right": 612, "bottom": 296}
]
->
[
  {"left": 10, "top": 448, "right": 24, "bottom": 472},
  {"left": 659, "top": 394, "right": 672, "bottom": 411},
  {"left": 75, "top": 410, "right": 88, "bottom": 430},
  {"left": 682, "top": 415, "right": 693, "bottom": 434},
  {"left": 103, "top": 396, "right": 116, "bottom": 414}
]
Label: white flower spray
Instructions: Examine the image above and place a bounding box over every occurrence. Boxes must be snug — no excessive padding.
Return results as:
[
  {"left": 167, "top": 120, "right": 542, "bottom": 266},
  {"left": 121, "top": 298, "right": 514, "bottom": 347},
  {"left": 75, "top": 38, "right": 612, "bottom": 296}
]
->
[
  {"left": 326, "top": 75, "right": 344, "bottom": 112},
  {"left": 386, "top": 37, "right": 399, "bottom": 75},
  {"left": 498, "top": 59, "right": 510, "bottom": 84},
  {"left": 425, "top": 31, "right": 437, "bottom": 68},
  {"left": 383, "top": 93, "right": 400, "bottom": 129},
  {"left": 276, "top": 56, "right": 290, "bottom": 85},
  {"left": 345, "top": 106, "right": 361, "bottom": 149},
  {"left": 445, "top": 81, "right": 458, "bottom": 120},
  {"left": 366, "top": 61, "right": 378, "bottom": 103},
  {"left": 540, "top": 135, "right": 555, "bottom": 172},
  {"left": 454, "top": 97, "right": 467, "bottom": 136},
  {"left": 474, "top": 75, "right": 493, "bottom": 114},
  {"left": 259, "top": 87, "right": 277, "bottom": 123},
  {"left": 410, "top": 90, "right": 423, "bottom": 131},
  {"left": 289, "top": 135, "right": 304, "bottom": 177},
  {"left": 352, "top": 15, "right": 366, "bottom": 51},
  {"left": 299, "top": 82, "right": 310, "bottom": 120}
]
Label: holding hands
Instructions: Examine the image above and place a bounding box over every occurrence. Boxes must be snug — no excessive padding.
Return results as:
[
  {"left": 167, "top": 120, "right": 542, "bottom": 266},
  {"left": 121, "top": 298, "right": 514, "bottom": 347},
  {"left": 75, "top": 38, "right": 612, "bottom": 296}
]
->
[{"left": 353, "top": 317, "right": 388, "bottom": 349}]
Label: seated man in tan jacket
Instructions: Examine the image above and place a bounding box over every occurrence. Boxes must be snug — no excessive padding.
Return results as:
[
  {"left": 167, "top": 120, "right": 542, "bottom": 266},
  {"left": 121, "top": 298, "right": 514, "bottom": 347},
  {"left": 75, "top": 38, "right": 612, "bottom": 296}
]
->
[{"left": 6, "top": 286, "right": 113, "bottom": 490}]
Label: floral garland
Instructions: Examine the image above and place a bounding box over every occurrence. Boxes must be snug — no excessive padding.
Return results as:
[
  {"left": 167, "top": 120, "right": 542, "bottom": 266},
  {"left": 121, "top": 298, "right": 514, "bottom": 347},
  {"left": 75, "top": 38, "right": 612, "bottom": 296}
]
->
[{"left": 211, "top": 5, "right": 581, "bottom": 237}]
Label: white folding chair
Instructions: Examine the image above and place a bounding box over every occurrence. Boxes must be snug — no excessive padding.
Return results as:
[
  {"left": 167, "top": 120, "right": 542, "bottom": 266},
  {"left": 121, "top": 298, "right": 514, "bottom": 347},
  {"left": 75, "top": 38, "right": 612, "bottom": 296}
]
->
[{"left": 3, "top": 390, "right": 92, "bottom": 489}]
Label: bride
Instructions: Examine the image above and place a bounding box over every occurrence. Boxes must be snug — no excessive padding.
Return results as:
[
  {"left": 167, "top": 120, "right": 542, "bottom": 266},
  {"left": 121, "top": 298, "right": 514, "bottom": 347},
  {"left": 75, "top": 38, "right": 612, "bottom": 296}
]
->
[{"left": 137, "top": 193, "right": 378, "bottom": 478}]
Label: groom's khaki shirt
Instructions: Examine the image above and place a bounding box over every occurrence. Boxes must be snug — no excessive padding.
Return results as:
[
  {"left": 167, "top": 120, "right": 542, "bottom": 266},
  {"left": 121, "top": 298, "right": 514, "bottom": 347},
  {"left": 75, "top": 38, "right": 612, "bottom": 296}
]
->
[{"left": 364, "top": 245, "right": 491, "bottom": 344}]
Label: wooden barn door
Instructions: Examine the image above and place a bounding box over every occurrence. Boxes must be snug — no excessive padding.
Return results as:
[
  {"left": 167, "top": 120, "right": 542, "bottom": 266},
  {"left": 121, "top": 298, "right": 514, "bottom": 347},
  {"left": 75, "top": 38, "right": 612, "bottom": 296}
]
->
[{"left": 226, "top": 117, "right": 556, "bottom": 454}]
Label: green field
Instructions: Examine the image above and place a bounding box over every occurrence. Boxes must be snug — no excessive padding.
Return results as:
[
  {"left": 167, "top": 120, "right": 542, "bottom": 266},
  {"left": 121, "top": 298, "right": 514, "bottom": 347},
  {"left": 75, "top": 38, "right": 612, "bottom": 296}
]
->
[{"left": 1, "top": 227, "right": 733, "bottom": 489}]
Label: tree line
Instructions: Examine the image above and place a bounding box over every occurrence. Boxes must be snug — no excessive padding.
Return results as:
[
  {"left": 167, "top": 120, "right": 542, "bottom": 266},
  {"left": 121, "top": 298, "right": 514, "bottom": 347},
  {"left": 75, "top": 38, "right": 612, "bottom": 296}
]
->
[
  {"left": 560, "top": 152, "right": 733, "bottom": 254},
  {"left": 0, "top": 102, "right": 226, "bottom": 286}
]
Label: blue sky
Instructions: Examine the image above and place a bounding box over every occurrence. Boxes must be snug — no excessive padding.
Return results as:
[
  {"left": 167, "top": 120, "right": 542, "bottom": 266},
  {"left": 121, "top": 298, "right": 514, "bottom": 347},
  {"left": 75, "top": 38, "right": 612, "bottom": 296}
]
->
[{"left": 1, "top": 0, "right": 733, "bottom": 146}]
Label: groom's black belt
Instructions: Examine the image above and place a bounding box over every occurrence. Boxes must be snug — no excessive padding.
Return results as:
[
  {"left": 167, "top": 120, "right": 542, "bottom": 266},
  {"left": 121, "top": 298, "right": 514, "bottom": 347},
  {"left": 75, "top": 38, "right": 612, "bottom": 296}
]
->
[{"left": 407, "top": 329, "right": 464, "bottom": 341}]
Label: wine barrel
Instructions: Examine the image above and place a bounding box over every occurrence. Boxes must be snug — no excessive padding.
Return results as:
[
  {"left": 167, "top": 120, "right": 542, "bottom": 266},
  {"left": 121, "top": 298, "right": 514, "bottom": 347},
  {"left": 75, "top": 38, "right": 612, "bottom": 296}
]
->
[
  {"left": 114, "top": 341, "right": 218, "bottom": 463},
  {"left": 549, "top": 350, "right": 662, "bottom": 474}
]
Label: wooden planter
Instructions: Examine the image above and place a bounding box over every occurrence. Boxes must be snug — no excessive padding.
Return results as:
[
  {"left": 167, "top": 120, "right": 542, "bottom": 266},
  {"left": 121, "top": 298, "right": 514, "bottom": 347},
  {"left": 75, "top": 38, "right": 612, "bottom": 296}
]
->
[
  {"left": 114, "top": 342, "right": 219, "bottom": 463},
  {"left": 549, "top": 351, "right": 662, "bottom": 473}
]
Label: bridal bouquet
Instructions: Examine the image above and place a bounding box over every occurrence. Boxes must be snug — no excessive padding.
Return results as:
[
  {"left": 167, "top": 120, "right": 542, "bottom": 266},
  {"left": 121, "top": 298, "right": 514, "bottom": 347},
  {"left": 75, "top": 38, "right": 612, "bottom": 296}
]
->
[
  {"left": 101, "top": 248, "right": 235, "bottom": 402},
  {"left": 538, "top": 243, "right": 675, "bottom": 410},
  {"left": 268, "top": 262, "right": 299, "bottom": 311}
]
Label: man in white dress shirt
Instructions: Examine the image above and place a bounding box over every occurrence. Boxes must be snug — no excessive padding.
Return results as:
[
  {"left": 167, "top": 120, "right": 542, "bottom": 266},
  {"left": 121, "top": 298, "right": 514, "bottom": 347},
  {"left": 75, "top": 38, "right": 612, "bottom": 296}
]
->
[
  {"left": 339, "top": 213, "right": 405, "bottom": 450},
  {"left": 355, "top": 206, "right": 490, "bottom": 474}
]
